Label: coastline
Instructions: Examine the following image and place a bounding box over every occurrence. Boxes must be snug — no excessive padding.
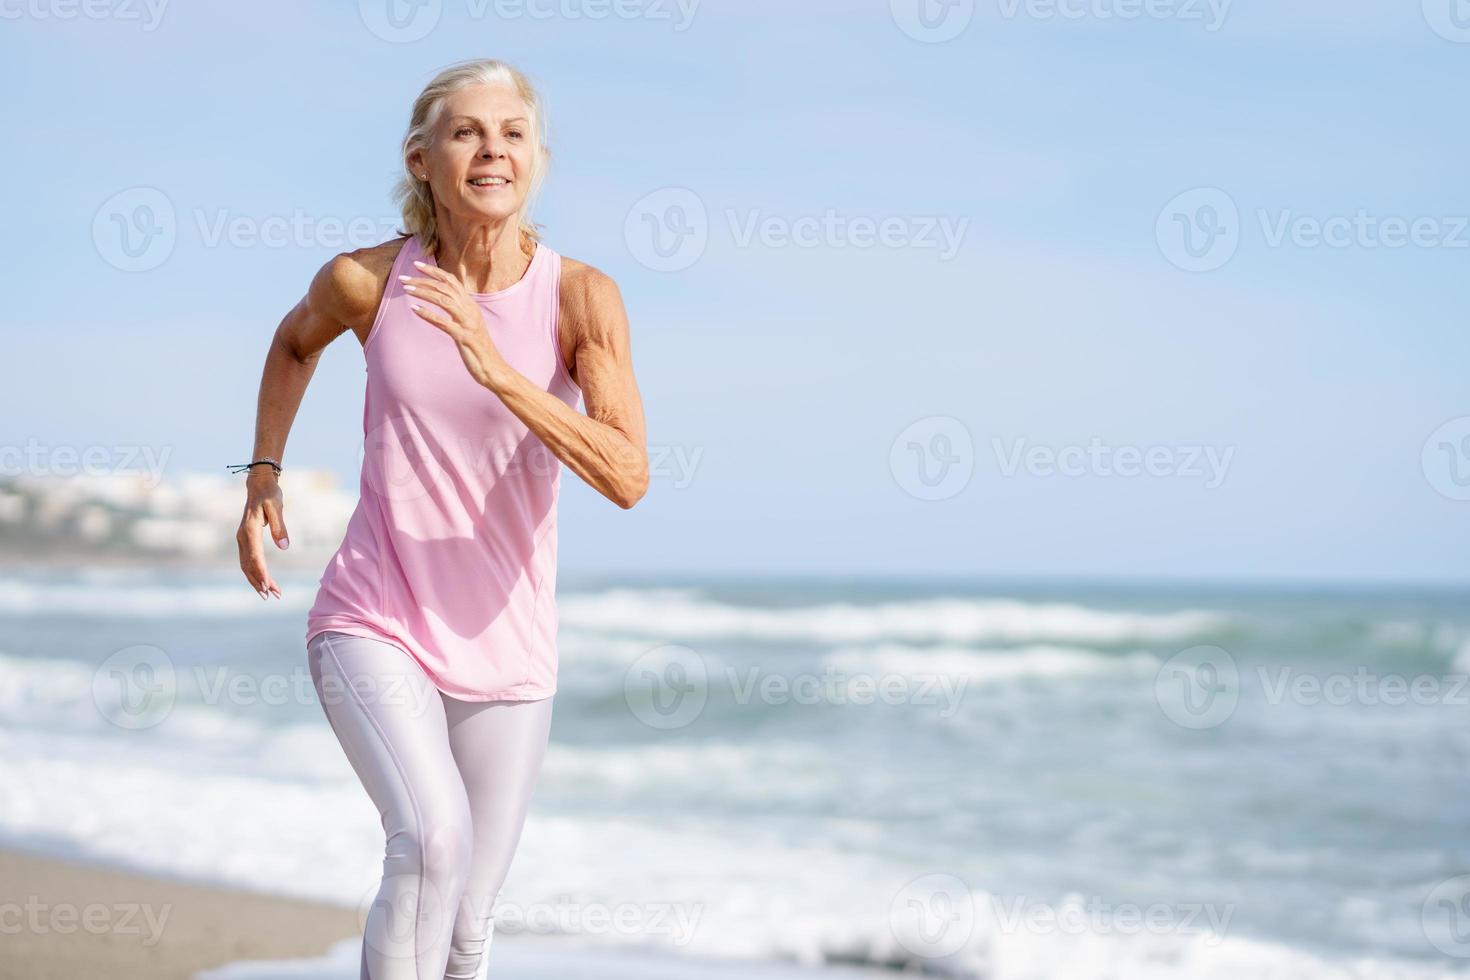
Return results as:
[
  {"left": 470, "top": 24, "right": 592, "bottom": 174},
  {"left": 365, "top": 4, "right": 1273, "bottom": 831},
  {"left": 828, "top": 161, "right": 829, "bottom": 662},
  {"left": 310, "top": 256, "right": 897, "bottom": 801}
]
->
[
  {"left": 0, "top": 846, "right": 360, "bottom": 980},
  {"left": 0, "top": 844, "right": 901, "bottom": 980}
]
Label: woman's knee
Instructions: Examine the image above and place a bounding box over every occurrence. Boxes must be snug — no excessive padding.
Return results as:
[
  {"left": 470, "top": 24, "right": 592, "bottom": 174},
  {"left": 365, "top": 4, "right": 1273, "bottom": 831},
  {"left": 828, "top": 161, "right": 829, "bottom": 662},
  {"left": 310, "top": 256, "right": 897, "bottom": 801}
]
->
[{"left": 411, "top": 803, "right": 475, "bottom": 888}]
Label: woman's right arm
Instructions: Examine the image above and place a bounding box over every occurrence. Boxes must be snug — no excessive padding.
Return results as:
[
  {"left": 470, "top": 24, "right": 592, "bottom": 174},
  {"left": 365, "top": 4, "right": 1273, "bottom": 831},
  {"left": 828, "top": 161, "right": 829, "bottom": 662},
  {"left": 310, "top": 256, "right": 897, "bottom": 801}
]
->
[{"left": 237, "top": 248, "right": 389, "bottom": 599}]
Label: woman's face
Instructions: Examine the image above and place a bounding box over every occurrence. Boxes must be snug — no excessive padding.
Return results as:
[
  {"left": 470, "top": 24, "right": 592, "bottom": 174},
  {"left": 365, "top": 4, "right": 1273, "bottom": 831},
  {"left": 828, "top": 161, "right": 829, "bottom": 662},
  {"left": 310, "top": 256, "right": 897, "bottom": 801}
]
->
[{"left": 412, "top": 83, "right": 535, "bottom": 232}]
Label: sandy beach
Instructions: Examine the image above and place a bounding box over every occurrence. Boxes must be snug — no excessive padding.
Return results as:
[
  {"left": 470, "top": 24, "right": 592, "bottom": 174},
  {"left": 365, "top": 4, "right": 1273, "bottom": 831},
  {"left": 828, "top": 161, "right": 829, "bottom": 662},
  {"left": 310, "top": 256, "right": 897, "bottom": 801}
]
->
[
  {"left": 0, "top": 845, "right": 903, "bottom": 980},
  {"left": 0, "top": 846, "right": 361, "bottom": 980}
]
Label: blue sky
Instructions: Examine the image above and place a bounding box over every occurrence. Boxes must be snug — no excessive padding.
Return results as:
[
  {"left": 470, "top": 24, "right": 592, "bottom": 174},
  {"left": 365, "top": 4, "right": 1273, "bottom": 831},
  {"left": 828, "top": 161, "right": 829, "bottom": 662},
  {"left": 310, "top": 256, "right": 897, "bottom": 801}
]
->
[{"left": 3, "top": 1, "right": 1467, "bottom": 582}]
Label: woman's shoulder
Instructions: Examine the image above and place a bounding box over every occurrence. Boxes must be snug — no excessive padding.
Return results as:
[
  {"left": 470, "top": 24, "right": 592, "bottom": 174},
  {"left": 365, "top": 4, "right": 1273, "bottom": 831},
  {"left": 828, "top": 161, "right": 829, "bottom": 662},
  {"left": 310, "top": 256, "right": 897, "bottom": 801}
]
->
[
  {"left": 310, "top": 236, "right": 411, "bottom": 329},
  {"left": 556, "top": 253, "right": 625, "bottom": 330}
]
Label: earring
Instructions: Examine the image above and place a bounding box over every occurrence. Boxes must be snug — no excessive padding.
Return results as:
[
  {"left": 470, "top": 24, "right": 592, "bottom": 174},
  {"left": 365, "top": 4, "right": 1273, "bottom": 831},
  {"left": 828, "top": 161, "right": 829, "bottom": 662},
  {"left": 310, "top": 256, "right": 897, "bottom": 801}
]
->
[{"left": 420, "top": 173, "right": 428, "bottom": 179}]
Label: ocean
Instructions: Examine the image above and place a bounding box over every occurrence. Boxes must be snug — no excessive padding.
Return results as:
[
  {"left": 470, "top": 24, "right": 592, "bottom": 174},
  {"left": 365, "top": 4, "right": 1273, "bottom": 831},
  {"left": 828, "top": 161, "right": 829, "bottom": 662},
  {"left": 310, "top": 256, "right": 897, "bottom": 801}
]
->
[{"left": 1, "top": 565, "right": 1467, "bottom": 978}]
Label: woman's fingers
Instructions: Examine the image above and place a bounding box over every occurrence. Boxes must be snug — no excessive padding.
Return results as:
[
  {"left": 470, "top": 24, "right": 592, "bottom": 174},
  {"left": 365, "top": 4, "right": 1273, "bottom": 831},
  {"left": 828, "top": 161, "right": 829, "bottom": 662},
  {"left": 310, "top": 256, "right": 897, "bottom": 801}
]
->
[
  {"left": 236, "top": 516, "right": 268, "bottom": 597},
  {"left": 398, "top": 275, "right": 452, "bottom": 302},
  {"left": 409, "top": 259, "right": 454, "bottom": 283},
  {"left": 408, "top": 302, "right": 455, "bottom": 335},
  {"left": 263, "top": 497, "right": 289, "bottom": 551},
  {"left": 236, "top": 506, "right": 281, "bottom": 599}
]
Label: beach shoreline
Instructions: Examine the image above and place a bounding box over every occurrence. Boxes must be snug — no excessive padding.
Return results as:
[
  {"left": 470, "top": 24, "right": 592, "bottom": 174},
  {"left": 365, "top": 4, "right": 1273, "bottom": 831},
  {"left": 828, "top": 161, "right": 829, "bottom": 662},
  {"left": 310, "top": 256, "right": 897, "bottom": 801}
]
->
[
  {"left": 0, "top": 844, "right": 902, "bottom": 980},
  {"left": 0, "top": 845, "right": 361, "bottom": 980}
]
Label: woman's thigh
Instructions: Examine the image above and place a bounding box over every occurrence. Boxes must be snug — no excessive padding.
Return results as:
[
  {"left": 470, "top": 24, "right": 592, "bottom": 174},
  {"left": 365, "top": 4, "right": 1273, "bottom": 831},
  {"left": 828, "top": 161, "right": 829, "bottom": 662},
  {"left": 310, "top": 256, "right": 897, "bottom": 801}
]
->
[
  {"left": 440, "top": 695, "right": 555, "bottom": 961},
  {"left": 306, "top": 630, "right": 474, "bottom": 891}
]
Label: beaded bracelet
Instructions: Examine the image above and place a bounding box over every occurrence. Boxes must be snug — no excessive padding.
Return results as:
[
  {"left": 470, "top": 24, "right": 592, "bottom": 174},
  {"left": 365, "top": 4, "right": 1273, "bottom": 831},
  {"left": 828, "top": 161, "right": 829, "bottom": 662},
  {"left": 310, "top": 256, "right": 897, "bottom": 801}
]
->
[{"left": 226, "top": 457, "right": 282, "bottom": 476}]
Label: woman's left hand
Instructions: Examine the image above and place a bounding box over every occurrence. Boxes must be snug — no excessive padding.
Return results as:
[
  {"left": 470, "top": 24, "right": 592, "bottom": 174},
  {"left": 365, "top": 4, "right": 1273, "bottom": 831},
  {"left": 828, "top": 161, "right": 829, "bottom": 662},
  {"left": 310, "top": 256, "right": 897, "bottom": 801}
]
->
[{"left": 401, "top": 259, "right": 511, "bottom": 389}]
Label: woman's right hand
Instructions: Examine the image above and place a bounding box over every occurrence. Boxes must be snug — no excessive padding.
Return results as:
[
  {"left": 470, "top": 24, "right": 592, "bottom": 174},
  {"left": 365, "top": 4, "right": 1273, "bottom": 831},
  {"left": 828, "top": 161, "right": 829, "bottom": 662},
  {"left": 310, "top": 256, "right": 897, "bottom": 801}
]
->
[{"left": 237, "top": 470, "right": 288, "bottom": 599}]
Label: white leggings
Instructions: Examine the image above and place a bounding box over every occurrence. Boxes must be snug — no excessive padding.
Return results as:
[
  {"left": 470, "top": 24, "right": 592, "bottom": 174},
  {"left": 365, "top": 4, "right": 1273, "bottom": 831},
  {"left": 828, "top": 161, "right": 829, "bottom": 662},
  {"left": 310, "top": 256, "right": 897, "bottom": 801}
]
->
[{"left": 307, "top": 630, "right": 555, "bottom": 980}]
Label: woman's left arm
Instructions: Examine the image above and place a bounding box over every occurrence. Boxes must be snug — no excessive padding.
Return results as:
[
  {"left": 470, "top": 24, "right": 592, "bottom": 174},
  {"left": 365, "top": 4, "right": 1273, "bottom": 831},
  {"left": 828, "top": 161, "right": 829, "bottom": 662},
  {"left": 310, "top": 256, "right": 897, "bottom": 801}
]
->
[{"left": 407, "top": 258, "right": 648, "bottom": 508}]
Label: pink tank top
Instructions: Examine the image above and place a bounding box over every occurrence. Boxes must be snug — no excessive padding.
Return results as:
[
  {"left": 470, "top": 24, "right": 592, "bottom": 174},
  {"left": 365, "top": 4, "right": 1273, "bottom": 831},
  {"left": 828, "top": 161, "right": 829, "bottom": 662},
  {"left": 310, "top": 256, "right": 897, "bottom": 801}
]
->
[{"left": 305, "top": 233, "right": 582, "bottom": 701}]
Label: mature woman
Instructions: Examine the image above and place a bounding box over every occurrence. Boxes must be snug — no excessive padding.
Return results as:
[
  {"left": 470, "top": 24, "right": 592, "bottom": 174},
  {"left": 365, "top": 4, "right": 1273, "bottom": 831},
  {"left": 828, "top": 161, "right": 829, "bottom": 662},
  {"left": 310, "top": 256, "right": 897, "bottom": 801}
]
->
[{"left": 232, "top": 59, "right": 647, "bottom": 979}]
